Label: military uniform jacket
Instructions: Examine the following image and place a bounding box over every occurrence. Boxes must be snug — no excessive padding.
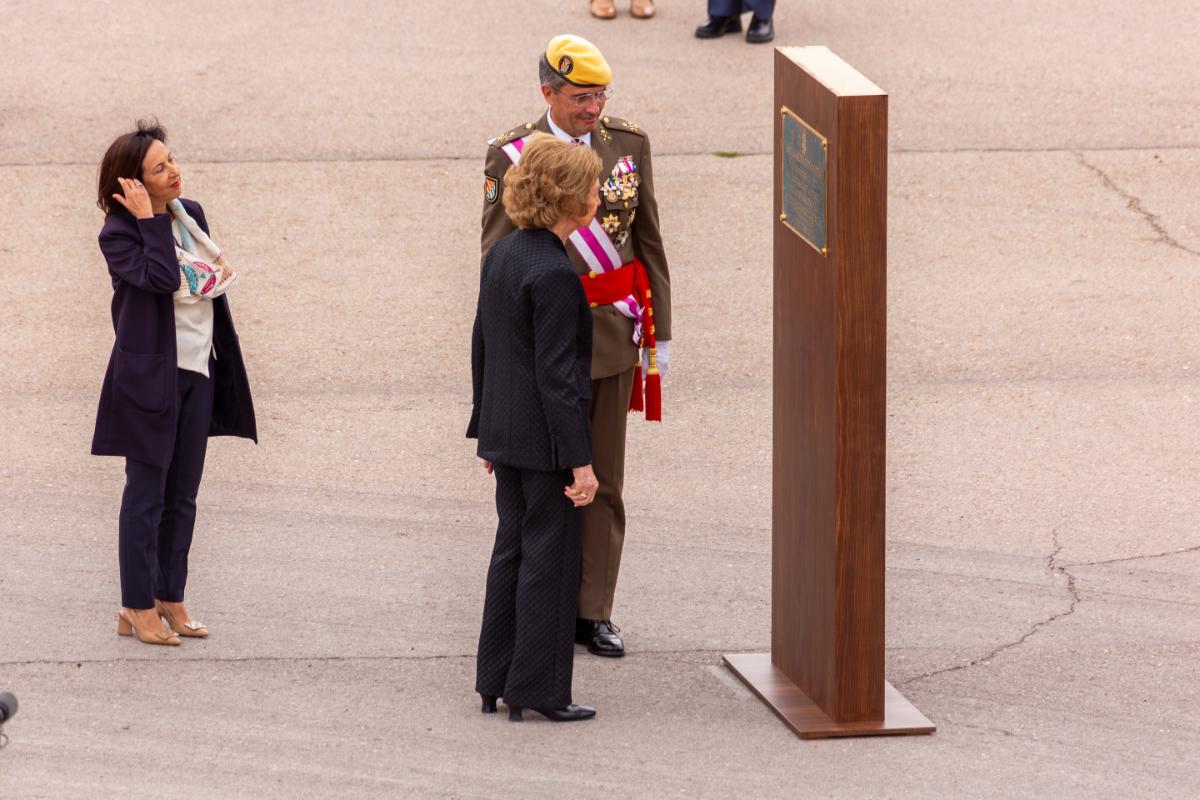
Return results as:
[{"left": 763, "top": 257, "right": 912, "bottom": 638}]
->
[{"left": 481, "top": 111, "right": 672, "bottom": 379}]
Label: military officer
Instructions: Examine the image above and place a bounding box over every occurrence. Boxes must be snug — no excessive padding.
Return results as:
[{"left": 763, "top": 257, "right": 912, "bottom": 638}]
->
[{"left": 480, "top": 34, "right": 672, "bottom": 658}]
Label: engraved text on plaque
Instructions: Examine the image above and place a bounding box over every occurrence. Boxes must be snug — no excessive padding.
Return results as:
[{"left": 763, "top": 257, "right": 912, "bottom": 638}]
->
[{"left": 780, "top": 107, "right": 828, "bottom": 255}]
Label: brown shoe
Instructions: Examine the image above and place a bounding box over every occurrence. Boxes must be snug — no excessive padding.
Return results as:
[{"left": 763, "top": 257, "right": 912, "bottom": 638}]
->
[
  {"left": 630, "top": 0, "right": 655, "bottom": 18},
  {"left": 117, "top": 609, "right": 181, "bottom": 646},
  {"left": 156, "top": 599, "right": 210, "bottom": 638},
  {"left": 589, "top": 0, "right": 616, "bottom": 18}
]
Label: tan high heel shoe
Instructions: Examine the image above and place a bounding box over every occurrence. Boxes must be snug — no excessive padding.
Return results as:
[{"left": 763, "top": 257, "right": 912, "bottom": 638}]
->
[
  {"left": 117, "top": 610, "right": 181, "bottom": 646},
  {"left": 589, "top": 0, "right": 617, "bottom": 19},
  {"left": 630, "top": 0, "right": 656, "bottom": 18},
  {"left": 155, "top": 600, "right": 209, "bottom": 638}
]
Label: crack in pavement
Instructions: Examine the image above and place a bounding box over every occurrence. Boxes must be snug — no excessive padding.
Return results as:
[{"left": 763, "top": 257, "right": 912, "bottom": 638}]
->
[
  {"left": 1068, "top": 543, "right": 1200, "bottom": 568},
  {"left": 898, "top": 527, "right": 1082, "bottom": 689},
  {"left": 951, "top": 720, "right": 1019, "bottom": 738},
  {"left": 0, "top": 646, "right": 742, "bottom": 669},
  {"left": 1076, "top": 152, "right": 1200, "bottom": 258},
  {"left": 3, "top": 143, "right": 1200, "bottom": 170},
  {"left": 0, "top": 653, "right": 476, "bottom": 668}
]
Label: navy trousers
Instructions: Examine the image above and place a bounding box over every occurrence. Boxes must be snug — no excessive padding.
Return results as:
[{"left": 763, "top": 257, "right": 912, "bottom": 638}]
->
[
  {"left": 476, "top": 464, "right": 582, "bottom": 709},
  {"left": 118, "top": 365, "right": 213, "bottom": 609},
  {"left": 708, "top": 0, "right": 776, "bottom": 17}
]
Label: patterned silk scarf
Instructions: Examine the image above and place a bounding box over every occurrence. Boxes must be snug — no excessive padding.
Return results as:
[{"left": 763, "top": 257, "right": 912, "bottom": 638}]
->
[{"left": 169, "top": 199, "right": 236, "bottom": 304}]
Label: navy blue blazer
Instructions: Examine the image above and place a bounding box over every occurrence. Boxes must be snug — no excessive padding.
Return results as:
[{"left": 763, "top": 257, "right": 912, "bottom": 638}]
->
[
  {"left": 467, "top": 227, "right": 592, "bottom": 471},
  {"left": 91, "top": 198, "right": 257, "bottom": 469}
]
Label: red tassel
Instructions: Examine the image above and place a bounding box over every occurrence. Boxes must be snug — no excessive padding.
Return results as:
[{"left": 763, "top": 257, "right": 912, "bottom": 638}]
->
[
  {"left": 629, "top": 364, "right": 644, "bottom": 412},
  {"left": 644, "top": 372, "right": 662, "bottom": 422}
]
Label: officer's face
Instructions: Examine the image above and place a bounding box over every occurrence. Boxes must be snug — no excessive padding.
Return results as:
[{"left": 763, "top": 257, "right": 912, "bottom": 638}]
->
[{"left": 542, "top": 83, "right": 607, "bottom": 136}]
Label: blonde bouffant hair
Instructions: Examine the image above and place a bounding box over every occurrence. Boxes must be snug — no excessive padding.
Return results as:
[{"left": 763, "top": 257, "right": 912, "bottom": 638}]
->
[{"left": 502, "top": 133, "right": 602, "bottom": 230}]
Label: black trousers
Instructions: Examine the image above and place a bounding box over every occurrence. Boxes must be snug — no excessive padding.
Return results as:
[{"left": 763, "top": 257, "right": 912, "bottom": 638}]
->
[
  {"left": 118, "top": 366, "right": 213, "bottom": 609},
  {"left": 476, "top": 464, "right": 582, "bottom": 709}
]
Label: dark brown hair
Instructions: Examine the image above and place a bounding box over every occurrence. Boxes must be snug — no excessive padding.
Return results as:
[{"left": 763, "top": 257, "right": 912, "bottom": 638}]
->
[{"left": 96, "top": 119, "right": 167, "bottom": 216}]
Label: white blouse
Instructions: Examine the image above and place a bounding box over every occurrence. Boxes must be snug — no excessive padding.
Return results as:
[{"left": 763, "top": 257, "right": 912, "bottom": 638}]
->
[{"left": 172, "top": 219, "right": 215, "bottom": 377}]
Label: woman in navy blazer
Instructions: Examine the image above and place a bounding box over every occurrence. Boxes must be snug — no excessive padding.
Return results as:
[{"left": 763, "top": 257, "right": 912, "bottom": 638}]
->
[
  {"left": 93, "top": 120, "right": 256, "bottom": 645},
  {"left": 468, "top": 135, "right": 602, "bottom": 722}
]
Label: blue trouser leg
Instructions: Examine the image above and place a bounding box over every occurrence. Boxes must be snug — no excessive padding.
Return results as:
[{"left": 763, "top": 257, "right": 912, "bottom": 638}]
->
[
  {"left": 708, "top": 0, "right": 776, "bottom": 17},
  {"left": 154, "top": 367, "right": 213, "bottom": 602},
  {"left": 118, "top": 458, "right": 167, "bottom": 609},
  {"left": 117, "top": 366, "right": 212, "bottom": 609}
]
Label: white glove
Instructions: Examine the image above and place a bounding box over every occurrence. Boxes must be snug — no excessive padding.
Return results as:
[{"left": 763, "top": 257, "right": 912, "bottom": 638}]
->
[{"left": 643, "top": 340, "right": 670, "bottom": 375}]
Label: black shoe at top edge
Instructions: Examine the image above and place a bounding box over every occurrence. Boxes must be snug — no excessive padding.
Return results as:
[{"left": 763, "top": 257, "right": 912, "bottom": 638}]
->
[
  {"left": 695, "top": 15, "right": 742, "bottom": 39},
  {"left": 746, "top": 15, "right": 774, "bottom": 43}
]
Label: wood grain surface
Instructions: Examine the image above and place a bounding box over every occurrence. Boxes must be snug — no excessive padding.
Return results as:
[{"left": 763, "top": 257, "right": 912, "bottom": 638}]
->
[{"left": 767, "top": 47, "right": 899, "bottom": 726}]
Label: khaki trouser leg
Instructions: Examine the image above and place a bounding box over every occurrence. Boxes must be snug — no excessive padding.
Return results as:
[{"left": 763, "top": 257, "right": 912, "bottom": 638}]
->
[{"left": 577, "top": 368, "right": 634, "bottom": 620}]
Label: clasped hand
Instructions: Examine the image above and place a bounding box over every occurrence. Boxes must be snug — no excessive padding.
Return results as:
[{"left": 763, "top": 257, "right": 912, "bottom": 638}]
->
[
  {"left": 481, "top": 460, "right": 599, "bottom": 507},
  {"left": 564, "top": 464, "right": 599, "bottom": 507}
]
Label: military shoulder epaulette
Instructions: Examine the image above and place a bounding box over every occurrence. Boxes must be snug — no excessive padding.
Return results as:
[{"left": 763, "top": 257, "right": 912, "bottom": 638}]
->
[
  {"left": 488, "top": 122, "right": 538, "bottom": 148},
  {"left": 601, "top": 115, "right": 646, "bottom": 137}
]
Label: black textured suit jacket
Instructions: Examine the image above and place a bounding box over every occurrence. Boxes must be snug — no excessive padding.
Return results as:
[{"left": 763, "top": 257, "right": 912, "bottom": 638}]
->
[{"left": 468, "top": 227, "right": 593, "bottom": 471}]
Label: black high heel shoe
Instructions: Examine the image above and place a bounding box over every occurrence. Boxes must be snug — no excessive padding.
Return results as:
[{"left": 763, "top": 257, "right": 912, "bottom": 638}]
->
[
  {"left": 508, "top": 704, "right": 596, "bottom": 722},
  {"left": 480, "top": 694, "right": 498, "bottom": 714}
]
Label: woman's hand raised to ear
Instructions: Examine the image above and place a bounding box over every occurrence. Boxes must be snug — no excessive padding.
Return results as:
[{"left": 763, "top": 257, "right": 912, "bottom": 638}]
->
[{"left": 112, "top": 177, "right": 154, "bottom": 220}]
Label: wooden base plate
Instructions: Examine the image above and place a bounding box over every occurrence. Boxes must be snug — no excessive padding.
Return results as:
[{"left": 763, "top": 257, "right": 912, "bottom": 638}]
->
[{"left": 723, "top": 653, "right": 935, "bottom": 739}]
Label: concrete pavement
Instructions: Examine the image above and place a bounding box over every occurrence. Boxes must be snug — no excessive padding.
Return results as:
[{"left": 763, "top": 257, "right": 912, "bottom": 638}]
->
[{"left": 1, "top": 1, "right": 1199, "bottom": 797}]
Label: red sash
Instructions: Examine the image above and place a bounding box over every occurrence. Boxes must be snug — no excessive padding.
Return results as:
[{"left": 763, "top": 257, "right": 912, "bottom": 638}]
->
[{"left": 580, "top": 258, "right": 661, "bottom": 421}]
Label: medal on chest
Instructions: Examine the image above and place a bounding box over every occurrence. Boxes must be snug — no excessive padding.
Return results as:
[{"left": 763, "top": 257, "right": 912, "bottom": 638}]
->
[{"left": 603, "top": 156, "right": 639, "bottom": 204}]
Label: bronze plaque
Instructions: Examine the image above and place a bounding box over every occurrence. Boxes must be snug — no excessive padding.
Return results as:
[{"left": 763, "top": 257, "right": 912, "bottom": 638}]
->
[{"left": 780, "top": 106, "right": 828, "bottom": 256}]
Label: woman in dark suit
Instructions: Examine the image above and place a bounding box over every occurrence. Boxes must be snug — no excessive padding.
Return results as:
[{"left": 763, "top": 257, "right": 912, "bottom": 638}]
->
[
  {"left": 93, "top": 120, "right": 256, "bottom": 646},
  {"left": 468, "top": 135, "right": 603, "bottom": 722}
]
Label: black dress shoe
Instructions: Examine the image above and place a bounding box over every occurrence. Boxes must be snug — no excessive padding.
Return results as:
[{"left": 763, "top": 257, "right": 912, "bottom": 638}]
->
[
  {"left": 694, "top": 15, "right": 742, "bottom": 39},
  {"left": 575, "top": 618, "right": 625, "bottom": 657},
  {"left": 480, "top": 693, "right": 497, "bottom": 714},
  {"left": 508, "top": 704, "right": 596, "bottom": 722},
  {"left": 746, "top": 15, "right": 774, "bottom": 43}
]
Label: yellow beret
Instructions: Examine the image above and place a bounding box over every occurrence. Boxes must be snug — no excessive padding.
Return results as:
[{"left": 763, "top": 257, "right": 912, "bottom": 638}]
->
[{"left": 545, "top": 34, "right": 612, "bottom": 87}]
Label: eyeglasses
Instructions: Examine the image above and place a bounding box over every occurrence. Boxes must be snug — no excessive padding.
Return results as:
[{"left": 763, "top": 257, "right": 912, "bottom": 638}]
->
[{"left": 560, "top": 88, "right": 613, "bottom": 107}]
